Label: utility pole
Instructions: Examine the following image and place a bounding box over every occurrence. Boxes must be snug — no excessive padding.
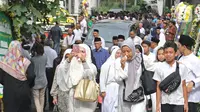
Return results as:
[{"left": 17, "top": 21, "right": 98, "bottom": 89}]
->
[
  {"left": 68, "top": 0, "right": 72, "bottom": 14},
  {"left": 134, "top": 0, "right": 137, "bottom": 6},
  {"left": 124, "top": 0, "right": 126, "bottom": 10}
]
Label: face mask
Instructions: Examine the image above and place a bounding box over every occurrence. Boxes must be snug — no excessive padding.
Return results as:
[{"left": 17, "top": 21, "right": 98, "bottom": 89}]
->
[{"left": 118, "top": 42, "right": 123, "bottom": 47}]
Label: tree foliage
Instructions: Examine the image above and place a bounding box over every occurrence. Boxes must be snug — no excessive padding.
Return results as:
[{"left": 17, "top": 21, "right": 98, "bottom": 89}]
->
[
  {"left": 96, "top": 0, "right": 148, "bottom": 13},
  {"left": 0, "top": 0, "right": 61, "bottom": 39}
]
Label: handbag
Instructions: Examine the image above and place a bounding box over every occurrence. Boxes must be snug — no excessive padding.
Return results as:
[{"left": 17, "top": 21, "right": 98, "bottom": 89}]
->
[
  {"left": 74, "top": 77, "right": 99, "bottom": 102},
  {"left": 123, "top": 86, "right": 144, "bottom": 103},
  {"left": 53, "top": 105, "right": 59, "bottom": 112},
  {"left": 159, "top": 62, "right": 181, "bottom": 94},
  {"left": 140, "top": 55, "right": 156, "bottom": 95}
]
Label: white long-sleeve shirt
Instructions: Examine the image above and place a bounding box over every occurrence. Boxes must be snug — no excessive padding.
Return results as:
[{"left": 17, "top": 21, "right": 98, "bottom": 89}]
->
[
  {"left": 62, "top": 35, "right": 75, "bottom": 47},
  {"left": 179, "top": 53, "right": 200, "bottom": 102},
  {"left": 158, "top": 33, "right": 166, "bottom": 47},
  {"left": 143, "top": 52, "right": 156, "bottom": 72},
  {"left": 73, "top": 29, "right": 82, "bottom": 41}
]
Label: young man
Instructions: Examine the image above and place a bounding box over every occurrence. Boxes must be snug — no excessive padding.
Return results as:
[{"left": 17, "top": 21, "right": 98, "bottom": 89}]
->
[
  {"left": 62, "top": 28, "right": 75, "bottom": 48},
  {"left": 156, "top": 26, "right": 166, "bottom": 47},
  {"left": 43, "top": 40, "right": 58, "bottom": 110},
  {"left": 142, "top": 40, "right": 156, "bottom": 71},
  {"left": 48, "top": 21, "right": 63, "bottom": 54},
  {"left": 118, "top": 35, "right": 125, "bottom": 47},
  {"left": 73, "top": 23, "right": 82, "bottom": 42},
  {"left": 142, "top": 40, "right": 157, "bottom": 112},
  {"left": 79, "top": 15, "right": 88, "bottom": 35},
  {"left": 129, "top": 30, "right": 143, "bottom": 45},
  {"left": 108, "top": 36, "right": 118, "bottom": 54},
  {"left": 151, "top": 37, "right": 160, "bottom": 55},
  {"left": 153, "top": 41, "right": 188, "bottom": 112},
  {"left": 178, "top": 35, "right": 200, "bottom": 112},
  {"left": 166, "top": 21, "right": 177, "bottom": 41},
  {"left": 92, "top": 29, "right": 105, "bottom": 49}
]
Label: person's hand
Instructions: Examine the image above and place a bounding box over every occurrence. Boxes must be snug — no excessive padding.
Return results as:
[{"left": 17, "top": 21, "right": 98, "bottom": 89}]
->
[
  {"left": 184, "top": 103, "right": 188, "bottom": 112},
  {"left": 77, "top": 53, "right": 86, "bottom": 62},
  {"left": 68, "top": 53, "right": 75, "bottom": 62},
  {"left": 187, "top": 81, "right": 194, "bottom": 93},
  {"left": 121, "top": 56, "right": 127, "bottom": 69},
  {"left": 156, "top": 104, "right": 161, "bottom": 112},
  {"left": 53, "top": 98, "right": 58, "bottom": 105},
  {"left": 101, "top": 92, "right": 106, "bottom": 98}
]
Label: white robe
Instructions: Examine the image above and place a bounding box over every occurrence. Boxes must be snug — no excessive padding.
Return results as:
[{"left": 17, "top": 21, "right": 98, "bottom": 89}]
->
[
  {"left": 68, "top": 44, "right": 97, "bottom": 112},
  {"left": 100, "top": 47, "right": 120, "bottom": 112},
  {"left": 158, "top": 33, "right": 166, "bottom": 47}
]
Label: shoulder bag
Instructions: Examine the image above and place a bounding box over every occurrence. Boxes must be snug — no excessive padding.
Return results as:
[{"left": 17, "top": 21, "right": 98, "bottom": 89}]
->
[
  {"left": 159, "top": 62, "right": 181, "bottom": 94},
  {"left": 123, "top": 85, "right": 144, "bottom": 103},
  {"left": 140, "top": 55, "right": 156, "bottom": 95}
]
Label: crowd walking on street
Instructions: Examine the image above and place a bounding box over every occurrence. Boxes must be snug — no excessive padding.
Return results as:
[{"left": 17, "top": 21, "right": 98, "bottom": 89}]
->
[{"left": 0, "top": 8, "right": 200, "bottom": 112}]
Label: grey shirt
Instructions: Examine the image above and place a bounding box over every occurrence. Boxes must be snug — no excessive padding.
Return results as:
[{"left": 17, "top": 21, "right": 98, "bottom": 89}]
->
[{"left": 31, "top": 55, "right": 48, "bottom": 89}]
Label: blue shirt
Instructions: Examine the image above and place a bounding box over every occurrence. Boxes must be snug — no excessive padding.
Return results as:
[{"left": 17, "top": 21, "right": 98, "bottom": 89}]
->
[{"left": 92, "top": 48, "right": 110, "bottom": 70}]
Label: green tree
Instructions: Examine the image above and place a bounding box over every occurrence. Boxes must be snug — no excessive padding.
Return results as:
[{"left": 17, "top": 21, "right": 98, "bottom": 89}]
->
[{"left": 0, "top": 0, "right": 61, "bottom": 40}]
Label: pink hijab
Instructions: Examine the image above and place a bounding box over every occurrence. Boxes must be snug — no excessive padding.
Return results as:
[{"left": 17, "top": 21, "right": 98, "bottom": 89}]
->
[{"left": 0, "top": 41, "right": 30, "bottom": 81}]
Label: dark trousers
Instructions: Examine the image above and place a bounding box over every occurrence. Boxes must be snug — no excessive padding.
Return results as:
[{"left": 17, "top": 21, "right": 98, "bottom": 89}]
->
[
  {"left": 161, "top": 104, "right": 184, "bottom": 112},
  {"left": 188, "top": 102, "right": 198, "bottom": 112},
  {"left": 45, "top": 68, "right": 54, "bottom": 110},
  {"left": 96, "top": 69, "right": 100, "bottom": 84},
  {"left": 96, "top": 69, "right": 101, "bottom": 110}
]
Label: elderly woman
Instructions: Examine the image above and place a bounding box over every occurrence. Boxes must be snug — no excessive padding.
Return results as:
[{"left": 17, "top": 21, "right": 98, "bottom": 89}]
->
[
  {"left": 100, "top": 46, "right": 122, "bottom": 112},
  {"left": 52, "top": 44, "right": 97, "bottom": 112},
  {"left": 115, "top": 38, "right": 146, "bottom": 112},
  {"left": 0, "top": 41, "right": 35, "bottom": 112}
]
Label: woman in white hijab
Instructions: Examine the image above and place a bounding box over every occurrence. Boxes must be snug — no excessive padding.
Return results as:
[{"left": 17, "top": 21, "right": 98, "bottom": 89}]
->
[
  {"left": 52, "top": 44, "right": 97, "bottom": 112},
  {"left": 100, "top": 46, "right": 122, "bottom": 112},
  {"left": 115, "top": 38, "right": 146, "bottom": 112},
  {"left": 50, "top": 49, "right": 72, "bottom": 112}
]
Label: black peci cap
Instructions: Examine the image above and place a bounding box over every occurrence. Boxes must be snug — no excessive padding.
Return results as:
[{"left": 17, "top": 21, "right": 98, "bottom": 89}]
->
[
  {"left": 93, "top": 29, "right": 99, "bottom": 33},
  {"left": 94, "top": 37, "right": 101, "bottom": 42},
  {"left": 179, "top": 35, "right": 195, "bottom": 47},
  {"left": 118, "top": 35, "right": 125, "bottom": 40}
]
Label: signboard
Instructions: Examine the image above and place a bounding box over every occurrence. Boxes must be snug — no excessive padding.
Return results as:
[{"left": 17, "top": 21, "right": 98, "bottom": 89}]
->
[
  {"left": 0, "top": 12, "right": 12, "bottom": 58},
  {"left": 0, "top": 12, "right": 12, "bottom": 98}
]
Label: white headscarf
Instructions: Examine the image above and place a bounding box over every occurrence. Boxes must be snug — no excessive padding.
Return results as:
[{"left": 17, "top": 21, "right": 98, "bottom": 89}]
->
[
  {"left": 62, "top": 44, "right": 97, "bottom": 91},
  {"left": 100, "top": 47, "right": 120, "bottom": 92},
  {"left": 56, "top": 49, "right": 72, "bottom": 91}
]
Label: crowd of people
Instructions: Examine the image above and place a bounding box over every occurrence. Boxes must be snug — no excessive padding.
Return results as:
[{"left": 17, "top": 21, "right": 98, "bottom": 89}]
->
[{"left": 0, "top": 10, "right": 199, "bottom": 112}]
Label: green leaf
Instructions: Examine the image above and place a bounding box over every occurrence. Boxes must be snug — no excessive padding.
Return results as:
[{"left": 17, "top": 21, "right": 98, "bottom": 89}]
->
[
  {"left": 30, "top": 5, "right": 43, "bottom": 19},
  {"left": 51, "top": 8, "right": 57, "bottom": 16},
  {"left": 9, "top": 4, "right": 27, "bottom": 16},
  {"left": 20, "top": 6, "right": 28, "bottom": 12},
  {"left": 20, "top": 16, "right": 27, "bottom": 23},
  {"left": 13, "top": 18, "right": 21, "bottom": 27}
]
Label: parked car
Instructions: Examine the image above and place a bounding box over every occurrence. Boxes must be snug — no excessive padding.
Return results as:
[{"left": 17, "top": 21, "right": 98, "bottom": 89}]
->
[{"left": 85, "top": 19, "right": 136, "bottom": 49}]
